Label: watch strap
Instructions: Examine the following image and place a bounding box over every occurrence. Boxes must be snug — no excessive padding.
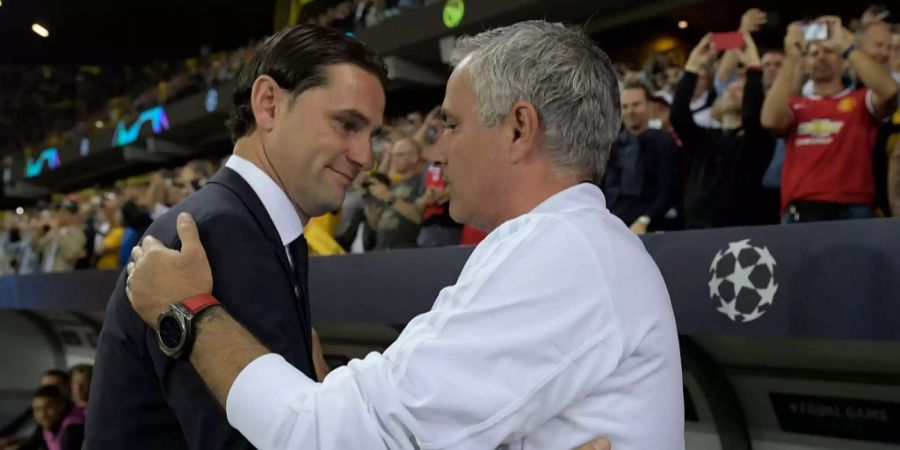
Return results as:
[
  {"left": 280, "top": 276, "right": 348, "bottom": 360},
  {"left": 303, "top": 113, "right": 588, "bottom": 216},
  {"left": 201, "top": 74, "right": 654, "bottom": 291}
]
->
[{"left": 180, "top": 294, "right": 220, "bottom": 315}]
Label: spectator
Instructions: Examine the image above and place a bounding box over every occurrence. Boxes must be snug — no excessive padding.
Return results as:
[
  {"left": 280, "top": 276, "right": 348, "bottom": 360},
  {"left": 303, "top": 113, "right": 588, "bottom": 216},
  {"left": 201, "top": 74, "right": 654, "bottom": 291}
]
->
[
  {"left": 761, "top": 49, "right": 786, "bottom": 92},
  {"left": 690, "top": 66, "right": 720, "bottom": 129},
  {"left": 364, "top": 170, "right": 423, "bottom": 250},
  {"left": 602, "top": 82, "right": 681, "bottom": 234},
  {"left": 647, "top": 95, "right": 672, "bottom": 131},
  {"left": 891, "top": 138, "right": 900, "bottom": 214},
  {"left": 70, "top": 365, "right": 92, "bottom": 409},
  {"left": 365, "top": 139, "right": 426, "bottom": 250},
  {"left": 860, "top": 21, "right": 893, "bottom": 68},
  {"left": 716, "top": 8, "right": 767, "bottom": 94},
  {"left": 861, "top": 19, "right": 900, "bottom": 216},
  {"left": 414, "top": 162, "right": 460, "bottom": 247},
  {"left": 75, "top": 201, "right": 98, "bottom": 270},
  {"left": 33, "top": 201, "right": 87, "bottom": 273},
  {"left": 119, "top": 182, "right": 153, "bottom": 267},
  {"left": 892, "top": 29, "right": 900, "bottom": 82},
  {"left": 94, "top": 194, "right": 125, "bottom": 270},
  {"left": 40, "top": 370, "right": 72, "bottom": 401},
  {"left": 673, "top": 32, "right": 776, "bottom": 228},
  {"left": 20, "top": 386, "right": 84, "bottom": 450},
  {"left": 761, "top": 18, "right": 899, "bottom": 222}
]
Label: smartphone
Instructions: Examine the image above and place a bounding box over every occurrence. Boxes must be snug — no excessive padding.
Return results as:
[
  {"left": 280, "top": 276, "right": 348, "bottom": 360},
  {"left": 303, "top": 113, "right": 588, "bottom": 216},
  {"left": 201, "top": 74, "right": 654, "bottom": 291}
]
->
[
  {"left": 711, "top": 32, "right": 744, "bottom": 51},
  {"left": 803, "top": 22, "right": 829, "bottom": 42}
]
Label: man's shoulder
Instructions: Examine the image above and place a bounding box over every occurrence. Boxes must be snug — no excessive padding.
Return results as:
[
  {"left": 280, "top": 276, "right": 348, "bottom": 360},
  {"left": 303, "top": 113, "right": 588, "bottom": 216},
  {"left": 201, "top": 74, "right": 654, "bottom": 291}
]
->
[{"left": 144, "top": 184, "right": 253, "bottom": 244}]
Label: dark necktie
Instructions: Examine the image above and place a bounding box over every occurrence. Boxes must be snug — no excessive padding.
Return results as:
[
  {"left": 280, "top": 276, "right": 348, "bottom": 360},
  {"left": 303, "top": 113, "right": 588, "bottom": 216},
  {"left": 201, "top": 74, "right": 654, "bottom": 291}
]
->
[{"left": 288, "top": 235, "right": 310, "bottom": 327}]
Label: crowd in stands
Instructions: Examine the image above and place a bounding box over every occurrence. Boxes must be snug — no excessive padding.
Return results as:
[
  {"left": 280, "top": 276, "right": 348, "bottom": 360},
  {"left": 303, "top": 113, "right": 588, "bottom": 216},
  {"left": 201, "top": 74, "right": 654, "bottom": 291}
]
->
[
  {"left": 2, "top": 6, "right": 900, "bottom": 276},
  {"left": 308, "top": 0, "right": 441, "bottom": 32},
  {"left": 0, "top": 0, "right": 436, "bottom": 165},
  {"left": 0, "top": 365, "right": 92, "bottom": 450}
]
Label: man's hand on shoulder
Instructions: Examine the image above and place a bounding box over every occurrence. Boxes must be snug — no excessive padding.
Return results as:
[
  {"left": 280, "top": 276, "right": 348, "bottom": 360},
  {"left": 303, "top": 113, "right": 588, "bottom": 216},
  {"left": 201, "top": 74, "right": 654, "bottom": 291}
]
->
[{"left": 127, "top": 212, "right": 213, "bottom": 327}]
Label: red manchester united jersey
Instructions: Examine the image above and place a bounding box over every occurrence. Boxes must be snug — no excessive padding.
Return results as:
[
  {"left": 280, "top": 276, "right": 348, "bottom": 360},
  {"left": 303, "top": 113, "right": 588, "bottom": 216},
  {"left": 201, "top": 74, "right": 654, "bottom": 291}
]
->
[{"left": 782, "top": 88, "right": 880, "bottom": 212}]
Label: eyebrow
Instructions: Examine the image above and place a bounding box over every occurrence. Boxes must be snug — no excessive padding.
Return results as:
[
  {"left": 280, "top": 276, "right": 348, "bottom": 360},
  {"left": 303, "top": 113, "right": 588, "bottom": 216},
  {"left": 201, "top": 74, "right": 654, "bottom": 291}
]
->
[
  {"left": 331, "top": 108, "right": 383, "bottom": 136},
  {"left": 440, "top": 107, "right": 456, "bottom": 122}
]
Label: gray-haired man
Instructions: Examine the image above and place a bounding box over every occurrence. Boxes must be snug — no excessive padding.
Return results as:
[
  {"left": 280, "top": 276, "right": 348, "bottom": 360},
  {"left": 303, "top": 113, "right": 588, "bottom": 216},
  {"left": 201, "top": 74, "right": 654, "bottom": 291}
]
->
[{"left": 126, "top": 21, "right": 684, "bottom": 449}]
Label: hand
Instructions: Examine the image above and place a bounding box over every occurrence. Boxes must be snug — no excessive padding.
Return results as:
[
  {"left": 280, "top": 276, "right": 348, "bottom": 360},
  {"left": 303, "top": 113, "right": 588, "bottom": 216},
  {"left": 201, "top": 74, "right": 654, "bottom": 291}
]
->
[
  {"left": 861, "top": 5, "right": 889, "bottom": 28},
  {"left": 818, "top": 16, "right": 855, "bottom": 54},
  {"left": 311, "top": 327, "right": 330, "bottom": 382},
  {"left": 686, "top": 33, "right": 715, "bottom": 73},
  {"left": 126, "top": 213, "right": 213, "bottom": 327},
  {"left": 368, "top": 181, "right": 392, "bottom": 202},
  {"left": 425, "top": 105, "right": 442, "bottom": 126},
  {"left": 433, "top": 187, "right": 450, "bottom": 205},
  {"left": 784, "top": 21, "right": 805, "bottom": 58},
  {"left": 629, "top": 219, "right": 648, "bottom": 235},
  {"left": 363, "top": 202, "right": 384, "bottom": 226},
  {"left": 740, "top": 8, "right": 767, "bottom": 33},
  {"left": 576, "top": 437, "right": 611, "bottom": 450},
  {"left": 734, "top": 31, "right": 762, "bottom": 67}
]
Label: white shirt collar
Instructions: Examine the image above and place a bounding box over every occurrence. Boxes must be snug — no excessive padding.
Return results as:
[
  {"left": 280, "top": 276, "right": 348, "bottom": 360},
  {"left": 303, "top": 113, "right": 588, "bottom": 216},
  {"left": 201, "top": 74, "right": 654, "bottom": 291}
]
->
[
  {"left": 530, "top": 182, "right": 607, "bottom": 215},
  {"left": 225, "top": 155, "right": 304, "bottom": 246}
]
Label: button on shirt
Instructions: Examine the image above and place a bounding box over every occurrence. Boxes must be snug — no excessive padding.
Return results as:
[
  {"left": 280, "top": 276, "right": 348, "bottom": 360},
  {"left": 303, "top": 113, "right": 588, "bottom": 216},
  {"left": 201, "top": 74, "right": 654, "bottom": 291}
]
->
[
  {"left": 225, "top": 155, "right": 305, "bottom": 265},
  {"left": 226, "top": 183, "right": 684, "bottom": 450}
]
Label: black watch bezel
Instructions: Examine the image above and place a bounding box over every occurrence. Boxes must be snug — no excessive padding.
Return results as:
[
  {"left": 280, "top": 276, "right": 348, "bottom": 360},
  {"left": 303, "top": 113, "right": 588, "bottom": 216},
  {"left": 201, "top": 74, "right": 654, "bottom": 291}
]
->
[{"left": 156, "top": 304, "right": 191, "bottom": 359}]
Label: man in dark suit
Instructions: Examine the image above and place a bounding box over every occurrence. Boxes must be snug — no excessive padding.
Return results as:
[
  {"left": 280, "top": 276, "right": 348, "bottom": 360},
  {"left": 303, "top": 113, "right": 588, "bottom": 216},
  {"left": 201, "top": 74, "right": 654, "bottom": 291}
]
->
[{"left": 85, "top": 24, "right": 387, "bottom": 449}]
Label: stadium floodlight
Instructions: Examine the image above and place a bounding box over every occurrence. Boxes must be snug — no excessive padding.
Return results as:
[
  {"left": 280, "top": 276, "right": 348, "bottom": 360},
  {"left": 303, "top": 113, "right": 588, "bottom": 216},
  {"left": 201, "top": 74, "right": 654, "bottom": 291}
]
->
[{"left": 32, "top": 23, "right": 50, "bottom": 38}]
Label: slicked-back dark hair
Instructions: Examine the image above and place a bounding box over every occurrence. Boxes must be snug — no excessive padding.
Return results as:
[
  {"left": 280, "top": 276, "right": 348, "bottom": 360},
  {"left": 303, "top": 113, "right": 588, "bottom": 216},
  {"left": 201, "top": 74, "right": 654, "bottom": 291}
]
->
[{"left": 227, "top": 25, "right": 388, "bottom": 141}]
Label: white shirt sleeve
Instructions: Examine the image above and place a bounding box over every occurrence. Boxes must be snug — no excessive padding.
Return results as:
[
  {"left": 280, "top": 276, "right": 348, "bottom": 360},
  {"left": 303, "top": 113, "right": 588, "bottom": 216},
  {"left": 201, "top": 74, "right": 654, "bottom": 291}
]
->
[{"left": 226, "top": 215, "right": 624, "bottom": 449}]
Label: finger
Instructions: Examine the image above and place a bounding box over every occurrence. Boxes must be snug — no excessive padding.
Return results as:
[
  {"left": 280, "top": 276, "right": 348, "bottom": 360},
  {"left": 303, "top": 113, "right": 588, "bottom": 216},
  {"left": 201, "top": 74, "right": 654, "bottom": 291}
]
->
[
  {"left": 141, "top": 235, "right": 167, "bottom": 253},
  {"left": 176, "top": 212, "right": 206, "bottom": 259},
  {"left": 126, "top": 285, "right": 133, "bottom": 303},
  {"left": 131, "top": 245, "right": 144, "bottom": 264},
  {"left": 126, "top": 261, "right": 135, "bottom": 278}
]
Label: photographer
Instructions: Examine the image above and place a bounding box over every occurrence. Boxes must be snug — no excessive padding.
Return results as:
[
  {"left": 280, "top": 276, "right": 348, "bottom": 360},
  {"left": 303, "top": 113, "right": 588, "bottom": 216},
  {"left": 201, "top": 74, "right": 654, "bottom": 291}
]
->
[
  {"left": 673, "top": 32, "right": 776, "bottom": 228},
  {"left": 762, "top": 17, "right": 899, "bottom": 222},
  {"left": 362, "top": 167, "right": 423, "bottom": 250}
]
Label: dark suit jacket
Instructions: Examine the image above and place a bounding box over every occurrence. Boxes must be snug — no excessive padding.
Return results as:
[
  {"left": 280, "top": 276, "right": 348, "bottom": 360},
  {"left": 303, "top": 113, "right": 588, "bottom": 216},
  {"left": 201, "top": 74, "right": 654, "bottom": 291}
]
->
[{"left": 85, "top": 167, "right": 314, "bottom": 449}]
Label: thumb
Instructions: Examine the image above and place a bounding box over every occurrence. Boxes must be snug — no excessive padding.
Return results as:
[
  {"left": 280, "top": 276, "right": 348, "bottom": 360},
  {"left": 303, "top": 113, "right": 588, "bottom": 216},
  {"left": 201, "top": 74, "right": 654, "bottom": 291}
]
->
[{"left": 176, "top": 213, "right": 205, "bottom": 259}]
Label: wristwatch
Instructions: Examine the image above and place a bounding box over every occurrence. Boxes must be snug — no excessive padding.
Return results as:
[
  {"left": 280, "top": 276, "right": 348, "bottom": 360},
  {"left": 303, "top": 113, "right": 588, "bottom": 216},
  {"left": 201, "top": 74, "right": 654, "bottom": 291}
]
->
[{"left": 156, "top": 294, "right": 221, "bottom": 359}]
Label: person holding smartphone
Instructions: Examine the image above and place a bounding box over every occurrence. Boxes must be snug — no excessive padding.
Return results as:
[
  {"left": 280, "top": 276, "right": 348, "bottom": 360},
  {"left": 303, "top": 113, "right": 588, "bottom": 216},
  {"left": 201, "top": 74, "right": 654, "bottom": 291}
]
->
[
  {"left": 673, "top": 32, "right": 777, "bottom": 228},
  {"left": 761, "top": 17, "right": 899, "bottom": 223}
]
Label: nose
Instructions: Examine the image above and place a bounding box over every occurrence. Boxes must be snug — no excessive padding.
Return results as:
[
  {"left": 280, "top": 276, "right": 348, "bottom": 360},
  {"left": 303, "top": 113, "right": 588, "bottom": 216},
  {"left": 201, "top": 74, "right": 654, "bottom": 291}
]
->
[
  {"left": 430, "top": 133, "right": 448, "bottom": 164},
  {"left": 348, "top": 136, "right": 375, "bottom": 172}
]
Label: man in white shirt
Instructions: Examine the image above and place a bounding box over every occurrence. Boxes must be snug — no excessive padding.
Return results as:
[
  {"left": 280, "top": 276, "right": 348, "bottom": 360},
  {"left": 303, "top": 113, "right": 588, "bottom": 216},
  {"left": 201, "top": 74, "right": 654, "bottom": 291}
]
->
[{"left": 126, "top": 21, "right": 684, "bottom": 449}]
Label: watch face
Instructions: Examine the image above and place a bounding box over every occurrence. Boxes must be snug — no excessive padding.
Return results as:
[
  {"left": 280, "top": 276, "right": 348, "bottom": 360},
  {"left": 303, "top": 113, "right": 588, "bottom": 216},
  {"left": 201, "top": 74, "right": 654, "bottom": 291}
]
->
[{"left": 158, "top": 315, "right": 184, "bottom": 349}]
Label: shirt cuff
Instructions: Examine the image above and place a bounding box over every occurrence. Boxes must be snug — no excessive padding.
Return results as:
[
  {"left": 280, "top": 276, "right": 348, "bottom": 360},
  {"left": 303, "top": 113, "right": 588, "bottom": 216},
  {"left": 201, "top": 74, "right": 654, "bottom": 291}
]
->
[{"left": 226, "top": 353, "right": 317, "bottom": 446}]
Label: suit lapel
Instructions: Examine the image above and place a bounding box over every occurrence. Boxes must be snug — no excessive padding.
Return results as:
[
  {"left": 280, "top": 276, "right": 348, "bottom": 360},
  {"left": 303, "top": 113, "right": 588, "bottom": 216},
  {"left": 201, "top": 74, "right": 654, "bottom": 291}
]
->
[
  {"left": 207, "top": 168, "right": 295, "bottom": 284},
  {"left": 206, "top": 167, "right": 314, "bottom": 364}
]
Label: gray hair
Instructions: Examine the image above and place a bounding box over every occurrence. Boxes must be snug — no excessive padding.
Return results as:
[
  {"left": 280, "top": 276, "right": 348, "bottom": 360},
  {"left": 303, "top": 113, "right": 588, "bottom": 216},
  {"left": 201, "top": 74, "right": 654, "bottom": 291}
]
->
[{"left": 450, "top": 20, "right": 621, "bottom": 182}]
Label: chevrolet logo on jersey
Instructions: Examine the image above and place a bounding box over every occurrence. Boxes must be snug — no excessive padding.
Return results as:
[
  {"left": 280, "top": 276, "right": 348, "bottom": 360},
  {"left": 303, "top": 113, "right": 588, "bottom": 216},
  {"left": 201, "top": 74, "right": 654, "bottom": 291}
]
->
[{"left": 798, "top": 119, "right": 844, "bottom": 138}]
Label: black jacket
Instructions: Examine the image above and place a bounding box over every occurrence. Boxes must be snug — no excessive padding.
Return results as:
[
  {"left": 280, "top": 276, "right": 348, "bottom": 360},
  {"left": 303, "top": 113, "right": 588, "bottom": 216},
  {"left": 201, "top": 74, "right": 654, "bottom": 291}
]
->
[
  {"left": 671, "top": 69, "right": 776, "bottom": 228},
  {"left": 86, "top": 167, "right": 315, "bottom": 449},
  {"left": 603, "top": 128, "right": 681, "bottom": 229}
]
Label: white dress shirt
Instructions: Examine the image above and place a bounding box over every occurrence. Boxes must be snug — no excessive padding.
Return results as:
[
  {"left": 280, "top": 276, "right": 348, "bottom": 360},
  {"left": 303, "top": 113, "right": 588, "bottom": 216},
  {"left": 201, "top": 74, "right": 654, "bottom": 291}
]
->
[
  {"left": 226, "top": 183, "right": 684, "bottom": 450},
  {"left": 225, "top": 155, "right": 304, "bottom": 263}
]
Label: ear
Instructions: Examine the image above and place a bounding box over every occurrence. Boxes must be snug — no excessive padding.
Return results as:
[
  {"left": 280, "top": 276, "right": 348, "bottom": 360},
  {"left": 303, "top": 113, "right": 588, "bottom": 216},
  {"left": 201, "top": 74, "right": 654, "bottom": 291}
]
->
[
  {"left": 506, "top": 101, "right": 541, "bottom": 164},
  {"left": 250, "top": 75, "right": 284, "bottom": 133}
]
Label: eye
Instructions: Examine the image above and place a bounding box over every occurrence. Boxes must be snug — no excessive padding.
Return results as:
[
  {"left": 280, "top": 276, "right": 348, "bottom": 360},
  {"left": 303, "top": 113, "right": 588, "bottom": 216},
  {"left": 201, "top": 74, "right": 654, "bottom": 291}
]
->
[{"left": 335, "top": 118, "right": 359, "bottom": 133}]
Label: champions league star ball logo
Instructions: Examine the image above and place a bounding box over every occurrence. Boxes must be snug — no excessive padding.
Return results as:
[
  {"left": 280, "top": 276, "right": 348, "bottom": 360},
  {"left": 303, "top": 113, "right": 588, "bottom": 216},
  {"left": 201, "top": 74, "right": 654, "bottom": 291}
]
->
[{"left": 708, "top": 239, "right": 778, "bottom": 323}]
